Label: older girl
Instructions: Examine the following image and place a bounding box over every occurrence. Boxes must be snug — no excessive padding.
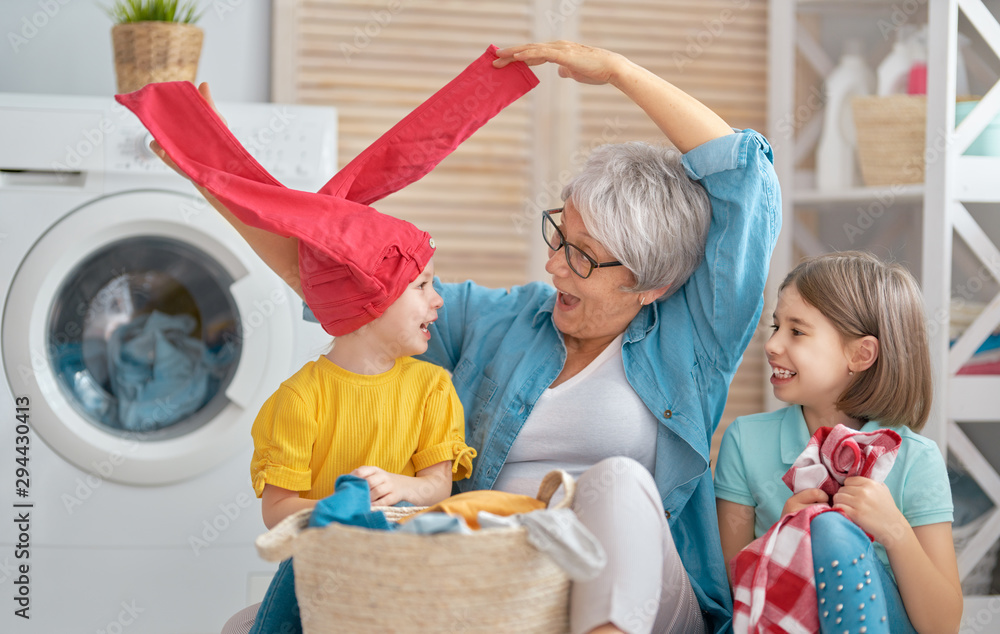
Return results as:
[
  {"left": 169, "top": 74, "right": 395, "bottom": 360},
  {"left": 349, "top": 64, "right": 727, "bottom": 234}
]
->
[{"left": 715, "top": 252, "right": 962, "bottom": 633}]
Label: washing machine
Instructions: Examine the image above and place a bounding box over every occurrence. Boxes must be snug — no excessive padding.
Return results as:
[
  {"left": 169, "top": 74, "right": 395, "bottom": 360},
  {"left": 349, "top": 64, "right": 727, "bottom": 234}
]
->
[{"left": 0, "top": 93, "right": 336, "bottom": 633}]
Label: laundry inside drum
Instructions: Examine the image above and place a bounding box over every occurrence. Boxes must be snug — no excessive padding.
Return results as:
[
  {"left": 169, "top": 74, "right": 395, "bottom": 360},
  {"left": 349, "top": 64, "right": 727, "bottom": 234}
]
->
[{"left": 47, "top": 236, "right": 243, "bottom": 440}]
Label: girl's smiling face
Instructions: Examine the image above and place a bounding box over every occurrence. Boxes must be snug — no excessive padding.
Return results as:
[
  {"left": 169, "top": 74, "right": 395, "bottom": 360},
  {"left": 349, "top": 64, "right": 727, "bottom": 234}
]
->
[{"left": 764, "top": 283, "right": 859, "bottom": 428}]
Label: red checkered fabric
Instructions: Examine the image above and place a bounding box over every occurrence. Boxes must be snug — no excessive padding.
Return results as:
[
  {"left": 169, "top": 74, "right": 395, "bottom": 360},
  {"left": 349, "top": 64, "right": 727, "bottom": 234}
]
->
[
  {"left": 731, "top": 424, "right": 902, "bottom": 633},
  {"left": 781, "top": 424, "right": 901, "bottom": 498}
]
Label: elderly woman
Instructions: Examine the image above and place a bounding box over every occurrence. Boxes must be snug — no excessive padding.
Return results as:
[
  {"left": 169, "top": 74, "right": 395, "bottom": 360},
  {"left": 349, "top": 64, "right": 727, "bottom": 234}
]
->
[
  {"left": 422, "top": 42, "right": 778, "bottom": 634},
  {"left": 174, "top": 42, "right": 778, "bottom": 634}
]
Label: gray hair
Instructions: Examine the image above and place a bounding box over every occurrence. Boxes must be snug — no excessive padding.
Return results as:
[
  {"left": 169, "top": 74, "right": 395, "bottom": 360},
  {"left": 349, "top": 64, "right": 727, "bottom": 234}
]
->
[{"left": 562, "top": 142, "right": 711, "bottom": 296}]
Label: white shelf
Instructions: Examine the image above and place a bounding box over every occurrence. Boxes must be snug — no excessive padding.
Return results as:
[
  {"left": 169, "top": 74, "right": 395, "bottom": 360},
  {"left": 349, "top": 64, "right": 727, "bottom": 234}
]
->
[
  {"left": 958, "top": 155, "right": 1000, "bottom": 200},
  {"left": 951, "top": 376, "right": 1000, "bottom": 421},
  {"left": 793, "top": 184, "right": 925, "bottom": 210},
  {"left": 770, "top": 0, "right": 1000, "bottom": 604}
]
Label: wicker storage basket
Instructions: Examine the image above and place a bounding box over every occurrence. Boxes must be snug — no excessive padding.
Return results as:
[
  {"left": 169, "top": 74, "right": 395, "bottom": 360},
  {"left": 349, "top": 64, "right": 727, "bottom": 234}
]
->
[
  {"left": 111, "top": 22, "right": 203, "bottom": 94},
  {"left": 256, "top": 470, "right": 576, "bottom": 634},
  {"left": 851, "top": 95, "right": 927, "bottom": 186}
]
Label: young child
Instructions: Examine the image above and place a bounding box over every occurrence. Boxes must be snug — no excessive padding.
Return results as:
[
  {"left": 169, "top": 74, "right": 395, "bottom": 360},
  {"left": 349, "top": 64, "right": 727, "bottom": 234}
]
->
[
  {"left": 243, "top": 253, "right": 475, "bottom": 634},
  {"left": 714, "top": 251, "right": 962, "bottom": 633},
  {"left": 116, "top": 46, "right": 539, "bottom": 634},
  {"left": 252, "top": 255, "right": 472, "bottom": 528}
]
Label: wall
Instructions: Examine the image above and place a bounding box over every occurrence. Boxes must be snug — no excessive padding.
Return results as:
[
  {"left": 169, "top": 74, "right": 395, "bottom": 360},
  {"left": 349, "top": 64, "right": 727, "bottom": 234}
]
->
[{"left": 0, "top": 0, "right": 271, "bottom": 102}]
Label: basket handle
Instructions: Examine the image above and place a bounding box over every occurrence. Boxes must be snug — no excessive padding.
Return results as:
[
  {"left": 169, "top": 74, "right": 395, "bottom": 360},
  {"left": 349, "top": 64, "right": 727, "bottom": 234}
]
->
[
  {"left": 535, "top": 469, "right": 576, "bottom": 510},
  {"left": 255, "top": 508, "right": 312, "bottom": 562}
]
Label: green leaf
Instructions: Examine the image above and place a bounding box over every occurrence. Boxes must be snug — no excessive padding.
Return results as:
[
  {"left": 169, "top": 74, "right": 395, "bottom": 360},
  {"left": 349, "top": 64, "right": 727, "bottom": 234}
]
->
[{"left": 102, "top": 0, "right": 203, "bottom": 24}]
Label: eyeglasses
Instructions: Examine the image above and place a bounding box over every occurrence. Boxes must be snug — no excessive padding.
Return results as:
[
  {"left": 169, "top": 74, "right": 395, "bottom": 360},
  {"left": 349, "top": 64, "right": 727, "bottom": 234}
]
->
[{"left": 541, "top": 208, "right": 623, "bottom": 279}]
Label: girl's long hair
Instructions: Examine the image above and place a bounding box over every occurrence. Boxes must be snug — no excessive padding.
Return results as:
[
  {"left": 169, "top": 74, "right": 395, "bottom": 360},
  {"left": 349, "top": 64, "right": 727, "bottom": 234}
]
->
[{"left": 780, "top": 251, "right": 932, "bottom": 431}]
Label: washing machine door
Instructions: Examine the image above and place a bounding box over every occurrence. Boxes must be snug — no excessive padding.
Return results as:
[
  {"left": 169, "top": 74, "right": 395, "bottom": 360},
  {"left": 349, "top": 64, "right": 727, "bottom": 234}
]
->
[{"left": 3, "top": 190, "right": 302, "bottom": 485}]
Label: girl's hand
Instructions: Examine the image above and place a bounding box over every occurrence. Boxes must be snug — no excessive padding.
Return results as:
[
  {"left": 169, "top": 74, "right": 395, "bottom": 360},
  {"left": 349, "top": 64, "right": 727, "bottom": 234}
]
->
[
  {"left": 780, "top": 488, "right": 829, "bottom": 517},
  {"left": 493, "top": 41, "right": 627, "bottom": 86},
  {"left": 832, "top": 476, "right": 908, "bottom": 546},
  {"left": 351, "top": 465, "right": 409, "bottom": 506}
]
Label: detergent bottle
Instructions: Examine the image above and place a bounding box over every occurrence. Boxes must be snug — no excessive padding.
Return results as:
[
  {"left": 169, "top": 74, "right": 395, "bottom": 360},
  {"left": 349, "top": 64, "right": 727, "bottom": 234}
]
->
[
  {"left": 877, "top": 26, "right": 914, "bottom": 96},
  {"left": 906, "top": 25, "right": 929, "bottom": 94},
  {"left": 816, "top": 39, "right": 875, "bottom": 191}
]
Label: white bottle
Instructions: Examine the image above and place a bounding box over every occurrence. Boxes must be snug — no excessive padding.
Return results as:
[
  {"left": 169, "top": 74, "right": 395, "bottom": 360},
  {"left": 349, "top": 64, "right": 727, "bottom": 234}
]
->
[
  {"left": 957, "top": 31, "right": 971, "bottom": 97},
  {"left": 877, "top": 26, "right": 914, "bottom": 96},
  {"left": 816, "top": 39, "right": 875, "bottom": 191}
]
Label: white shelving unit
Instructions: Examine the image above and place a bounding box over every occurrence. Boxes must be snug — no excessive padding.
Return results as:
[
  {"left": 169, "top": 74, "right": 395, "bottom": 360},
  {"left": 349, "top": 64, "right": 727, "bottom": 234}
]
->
[{"left": 768, "top": 0, "right": 1000, "bottom": 622}]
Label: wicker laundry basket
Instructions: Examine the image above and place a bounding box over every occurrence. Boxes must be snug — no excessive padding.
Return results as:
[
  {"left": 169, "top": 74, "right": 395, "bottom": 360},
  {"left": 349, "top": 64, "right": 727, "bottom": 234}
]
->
[
  {"left": 256, "top": 470, "right": 577, "bottom": 634},
  {"left": 851, "top": 95, "right": 927, "bottom": 186},
  {"left": 852, "top": 94, "right": 983, "bottom": 186},
  {"left": 111, "top": 22, "right": 203, "bottom": 94}
]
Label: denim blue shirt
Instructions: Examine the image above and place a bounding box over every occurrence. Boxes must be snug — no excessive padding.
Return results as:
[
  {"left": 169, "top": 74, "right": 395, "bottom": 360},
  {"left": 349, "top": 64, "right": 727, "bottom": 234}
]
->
[{"left": 418, "top": 129, "right": 780, "bottom": 633}]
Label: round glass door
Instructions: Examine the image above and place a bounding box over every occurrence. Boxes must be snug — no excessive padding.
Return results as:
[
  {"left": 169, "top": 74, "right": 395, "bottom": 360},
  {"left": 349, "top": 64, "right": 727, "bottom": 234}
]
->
[
  {"left": 48, "top": 236, "right": 242, "bottom": 440},
  {"left": 3, "top": 190, "right": 296, "bottom": 485}
]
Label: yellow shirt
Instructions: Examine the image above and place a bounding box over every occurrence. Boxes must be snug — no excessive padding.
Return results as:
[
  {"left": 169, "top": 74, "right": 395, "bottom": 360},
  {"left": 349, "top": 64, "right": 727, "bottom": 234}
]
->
[{"left": 250, "top": 356, "right": 474, "bottom": 499}]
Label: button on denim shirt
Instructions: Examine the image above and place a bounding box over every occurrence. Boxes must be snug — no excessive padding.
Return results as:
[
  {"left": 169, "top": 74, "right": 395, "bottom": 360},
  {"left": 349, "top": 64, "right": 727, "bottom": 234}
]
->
[{"left": 419, "top": 129, "right": 780, "bottom": 633}]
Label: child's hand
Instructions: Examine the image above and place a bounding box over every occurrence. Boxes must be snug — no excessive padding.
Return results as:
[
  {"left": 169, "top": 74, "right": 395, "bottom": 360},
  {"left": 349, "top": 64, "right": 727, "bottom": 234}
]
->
[
  {"left": 832, "top": 476, "right": 908, "bottom": 546},
  {"left": 351, "top": 465, "right": 409, "bottom": 506},
  {"left": 780, "top": 488, "right": 829, "bottom": 517}
]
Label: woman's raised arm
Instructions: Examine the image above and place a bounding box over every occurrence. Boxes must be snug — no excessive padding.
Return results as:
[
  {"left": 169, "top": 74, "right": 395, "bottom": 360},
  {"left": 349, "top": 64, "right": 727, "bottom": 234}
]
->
[{"left": 494, "top": 41, "right": 733, "bottom": 152}]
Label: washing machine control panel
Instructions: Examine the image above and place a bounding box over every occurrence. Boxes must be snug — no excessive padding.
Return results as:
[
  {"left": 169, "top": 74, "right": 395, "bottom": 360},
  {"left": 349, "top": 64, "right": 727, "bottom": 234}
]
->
[{"left": 105, "top": 101, "right": 338, "bottom": 187}]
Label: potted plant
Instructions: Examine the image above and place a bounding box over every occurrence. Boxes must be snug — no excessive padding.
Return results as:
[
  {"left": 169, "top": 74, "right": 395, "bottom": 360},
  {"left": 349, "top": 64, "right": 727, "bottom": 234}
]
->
[{"left": 106, "top": 0, "right": 205, "bottom": 94}]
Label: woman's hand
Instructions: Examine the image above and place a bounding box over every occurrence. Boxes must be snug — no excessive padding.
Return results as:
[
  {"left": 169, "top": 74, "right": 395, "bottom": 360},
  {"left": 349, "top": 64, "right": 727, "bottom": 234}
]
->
[
  {"left": 780, "top": 488, "right": 829, "bottom": 518},
  {"left": 832, "top": 476, "right": 908, "bottom": 546},
  {"left": 495, "top": 40, "right": 730, "bottom": 151},
  {"left": 493, "top": 41, "right": 627, "bottom": 86}
]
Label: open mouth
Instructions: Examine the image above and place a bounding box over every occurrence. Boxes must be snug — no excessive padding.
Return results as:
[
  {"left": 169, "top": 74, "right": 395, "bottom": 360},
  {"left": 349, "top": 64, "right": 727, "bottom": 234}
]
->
[
  {"left": 420, "top": 317, "right": 436, "bottom": 337},
  {"left": 771, "top": 367, "right": 796, "bottom": 379},
  {"left": 557, "top": 291, "right": 581, "bottom": 308}
]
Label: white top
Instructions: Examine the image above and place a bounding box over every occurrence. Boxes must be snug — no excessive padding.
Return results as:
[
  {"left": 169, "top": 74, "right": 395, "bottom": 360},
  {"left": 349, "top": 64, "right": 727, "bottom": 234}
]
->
[{"left": 492, "top": 334, "right": 659, "bottom": 497}]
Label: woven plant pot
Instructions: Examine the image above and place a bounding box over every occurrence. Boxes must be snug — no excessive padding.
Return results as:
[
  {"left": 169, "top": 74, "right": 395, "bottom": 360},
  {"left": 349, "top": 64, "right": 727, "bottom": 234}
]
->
[
  {"left": 111, "top": 22, "right": 203, "bottom": 94},
  {"left": 257, "top": 470, "right": 576, "bottom": 634}
]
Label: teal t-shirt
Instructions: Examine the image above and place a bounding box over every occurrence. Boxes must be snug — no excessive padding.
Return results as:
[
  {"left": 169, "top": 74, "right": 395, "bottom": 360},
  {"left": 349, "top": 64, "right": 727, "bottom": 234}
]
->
[{"left": 714, "top": 405, "right": 953, "bottom": 573}]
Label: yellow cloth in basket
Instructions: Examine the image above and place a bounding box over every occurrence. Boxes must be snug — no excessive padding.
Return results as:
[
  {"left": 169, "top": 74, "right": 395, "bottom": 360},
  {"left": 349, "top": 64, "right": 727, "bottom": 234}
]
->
[{"left": 398, "top": 490, "right": 546, "bottom": 529}]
